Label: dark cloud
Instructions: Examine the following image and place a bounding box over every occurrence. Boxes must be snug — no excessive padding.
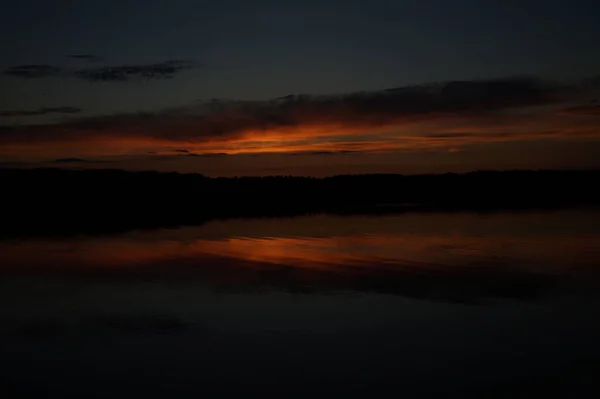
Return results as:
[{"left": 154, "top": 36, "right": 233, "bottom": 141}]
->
[
  {"left": 144, "top": 151, "right": 229, "bottom": 159},
  {"left": 143, "top": 155, "right": 179, "bottom": 162},
  {"left": 288, "top": 150, "right": 361, "bottom": 156},
  {"left": 425, "top": 133, "right": 474, "bottom": 139},
  {"left": 0, "top": 107, "right": 82, "bottom": 118},
  {"left": 423, "top": 131, "right": 564, "bottom": 141},
  {"left": 64, "top": 54, "right": 102, "bottom": 61},
  {"left": 150, "top": 149, "right": 230, "bottom": 157},
  {"left": 557, "top": 105, "right": 600, "bottom": 116},
  {"left": 4, "top": 60, "right": 195, "bottom": 82},
  {"left": 0, "top": 76, "right": 584, "bottom": 147},
  {"left": 274, "top": 94, "right": 296, "bottom": 101},
  {"left": 262, "top": 77, "right": 570, "bottom": 127},
  {"left": 187, "top": 152, "right": 229, "bottom": 157},
  {"left": 4, "top": 64, "right": 63, "bottom": 78},
  {"left": 52, "top": 158, "right": 108, "bottom": 164},
  {"left": 73, "top": 60, "right": 195, "bottom": 82}
]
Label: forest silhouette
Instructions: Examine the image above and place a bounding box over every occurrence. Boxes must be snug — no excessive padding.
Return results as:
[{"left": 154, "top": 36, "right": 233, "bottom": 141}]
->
[{"left": 2, "top": 168, "right": 599, "bottom": 239}]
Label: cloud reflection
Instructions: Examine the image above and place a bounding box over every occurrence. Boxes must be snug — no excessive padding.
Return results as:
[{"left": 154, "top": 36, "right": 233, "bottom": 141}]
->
[{"left": 2, "top": 211, "right": 600, "bottom": 303}]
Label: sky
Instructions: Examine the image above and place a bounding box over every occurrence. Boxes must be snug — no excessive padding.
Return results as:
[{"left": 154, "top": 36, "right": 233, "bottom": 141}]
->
[{"left": 1, "top": 0, "right": 600, "bottom": 176}]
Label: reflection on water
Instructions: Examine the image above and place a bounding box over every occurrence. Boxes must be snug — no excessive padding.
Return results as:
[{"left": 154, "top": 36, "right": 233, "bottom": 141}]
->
[
  {"left": 3, "top": 210, "right": 600, "bottom": 271},
  {"left": 1, "top": 210, "right": 600, "bottom": 396},
  {"left": 2, "top": 210, "right": 600, "bottom": 300}
]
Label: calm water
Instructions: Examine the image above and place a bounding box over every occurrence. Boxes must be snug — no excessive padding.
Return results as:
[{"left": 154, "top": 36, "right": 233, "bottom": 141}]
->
[{"left": 1, "top": 210, "right": 600, "bottom": 397}]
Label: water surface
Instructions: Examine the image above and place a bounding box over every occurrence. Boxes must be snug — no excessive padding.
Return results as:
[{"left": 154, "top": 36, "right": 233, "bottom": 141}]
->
[{"left": 1, "top": 210, "right": 600, "bottom": 397}]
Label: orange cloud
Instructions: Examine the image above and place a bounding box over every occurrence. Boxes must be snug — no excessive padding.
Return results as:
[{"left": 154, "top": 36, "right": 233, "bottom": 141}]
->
[{"left": 1, "top": 76, "right": 598, "bottom": 162}]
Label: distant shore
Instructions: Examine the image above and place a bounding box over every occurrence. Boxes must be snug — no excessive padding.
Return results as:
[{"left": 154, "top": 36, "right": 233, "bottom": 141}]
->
[{"left": 2, "top": 168, "right": 599, "bottom": 239}]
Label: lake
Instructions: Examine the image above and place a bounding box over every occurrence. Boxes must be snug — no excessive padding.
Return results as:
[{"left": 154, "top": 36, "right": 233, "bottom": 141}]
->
[{"left": 1, "top": 210, "right": 600, "bottom": 397}]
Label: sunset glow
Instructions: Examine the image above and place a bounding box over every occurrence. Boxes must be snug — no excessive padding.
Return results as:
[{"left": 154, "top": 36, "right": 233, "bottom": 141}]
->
[{"left": 1, "top": 74, "right": 598, "bottom": 175}]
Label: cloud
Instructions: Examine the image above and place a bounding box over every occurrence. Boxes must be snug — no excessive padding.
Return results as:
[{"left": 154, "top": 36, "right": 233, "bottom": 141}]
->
[
  {"left": 73, "top": 60, "right": 195, "bottom": 82},
  {"left": 0, "top": 107, "right": 82, "bottom": 118},
  {"left": 0, "top": 76, "right": 596, "bottom": 159},
  {"left": 4, "top": 60, "right": 196, "bottom": 82},
  {"left": 423, "top": 132, "right": 473, "bottom": 139},
  {"left": 556, "top": 104, "right": 600, "bottom": 116},
  {"left": 151, "top": 148, "right": 229, "bottom": 157},
  {"left": 288, "top": 150, "right": 360, "bottom": 156},
  {"left": 144, "top": 150, "right": 229, "bottom": 158},
  {"left": 48, "top": 77, "right": 573, "bottom": 135},
  {"left": 52, "top": 157, "right": 108, "bottom": 164},
  {"left": 4, "top": 64, "right": 63, "bottom": 78},
  {"left": 187, "top": 152, "right": 229, "bottom": 157},
  {"left": 64, "top": 54, "right": 102, "bottom": 61}
]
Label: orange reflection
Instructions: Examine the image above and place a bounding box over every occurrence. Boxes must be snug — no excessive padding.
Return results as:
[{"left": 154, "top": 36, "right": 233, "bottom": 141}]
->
[{"left": 2, "top": 229, "right": 600, "bottom": 275}]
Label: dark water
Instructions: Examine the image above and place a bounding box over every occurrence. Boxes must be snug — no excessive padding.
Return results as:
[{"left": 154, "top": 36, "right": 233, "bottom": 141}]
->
[{"left": 1, "top": 210, "right": 600, "bottom": 397}]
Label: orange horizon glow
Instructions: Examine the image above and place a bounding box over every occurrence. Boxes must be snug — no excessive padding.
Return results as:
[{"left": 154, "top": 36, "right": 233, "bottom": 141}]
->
[
  {"left": 1, "top": 75, "right": 598, "bottom": 172},
  {"left": 2, "top": 111, "right": 599, "bottom": 161}
]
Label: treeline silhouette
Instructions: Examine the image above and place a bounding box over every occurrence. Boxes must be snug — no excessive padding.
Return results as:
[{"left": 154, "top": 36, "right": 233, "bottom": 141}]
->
[{"left": 2, "top": 167, "right": 600, "bottom": 238}]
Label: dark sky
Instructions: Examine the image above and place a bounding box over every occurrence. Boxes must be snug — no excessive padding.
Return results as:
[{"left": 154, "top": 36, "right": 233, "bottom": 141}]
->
[{"left": 1, "top": 0, "right": 600, "bottom": 175}]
